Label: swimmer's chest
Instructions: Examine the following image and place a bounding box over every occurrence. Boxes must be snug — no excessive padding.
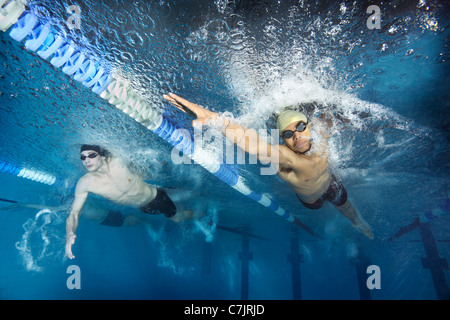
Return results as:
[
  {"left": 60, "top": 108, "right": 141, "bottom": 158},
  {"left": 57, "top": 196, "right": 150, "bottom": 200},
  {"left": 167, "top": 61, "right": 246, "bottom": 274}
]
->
[
  {"left": 279, "top": 153, "right": 328, "bottom": 185},
  {"left": 90, "top": 166, "right": 140, "bottom": 199}
]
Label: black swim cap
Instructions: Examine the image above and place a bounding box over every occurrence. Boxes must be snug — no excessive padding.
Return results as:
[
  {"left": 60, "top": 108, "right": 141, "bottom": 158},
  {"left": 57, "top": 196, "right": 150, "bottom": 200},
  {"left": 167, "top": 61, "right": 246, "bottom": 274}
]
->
[{"left": 80, "top": 144, "right": 107, "bottom": 156}]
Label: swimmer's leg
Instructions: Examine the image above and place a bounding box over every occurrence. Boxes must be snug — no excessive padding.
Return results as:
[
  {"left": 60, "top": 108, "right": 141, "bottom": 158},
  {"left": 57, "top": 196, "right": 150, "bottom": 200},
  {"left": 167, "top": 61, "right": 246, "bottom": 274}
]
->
[
  {"left": 170, "top": 206, "right": 195, "bottom": 223},
  {"left": 335, "top": 200, "right": 374, "bottom": 239},
  {"left": 81, "top": 204, "right": 109, "bottom": 222},
  {"left": 123, "top": 214, "right": 145, "bottom": 226}
]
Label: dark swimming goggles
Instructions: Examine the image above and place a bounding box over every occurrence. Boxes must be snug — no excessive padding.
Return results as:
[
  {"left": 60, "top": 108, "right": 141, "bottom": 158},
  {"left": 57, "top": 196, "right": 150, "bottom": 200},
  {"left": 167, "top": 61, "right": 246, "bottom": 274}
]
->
[
  {"left": 282, "top": 122, "right": 308, "bottom": 139},
  {"left": 80, "top": 153, "right": 99, "bottom": 161}
]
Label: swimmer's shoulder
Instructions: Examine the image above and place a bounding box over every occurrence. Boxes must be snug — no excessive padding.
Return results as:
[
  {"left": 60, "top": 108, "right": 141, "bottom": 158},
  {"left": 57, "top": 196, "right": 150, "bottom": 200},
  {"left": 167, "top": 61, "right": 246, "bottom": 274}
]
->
[
  {"left": 76, "top": 173, "right": 95, "bottom": 193},
  {"left": 277, "top": 144, "right": 307, "bottom": 170},
  {"left": 107, "top": 156, "right": 128, "bottom": 170}
]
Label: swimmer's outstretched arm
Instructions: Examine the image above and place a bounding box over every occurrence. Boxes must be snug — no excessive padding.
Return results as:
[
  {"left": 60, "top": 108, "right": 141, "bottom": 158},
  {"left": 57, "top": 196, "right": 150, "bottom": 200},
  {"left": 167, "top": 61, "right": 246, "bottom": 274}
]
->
[
  {"left": 65, "top": 177, "right": 89, "bottom": 259},
  {"left": 163, "top": 93, "right": 280, "bottom": 165}
]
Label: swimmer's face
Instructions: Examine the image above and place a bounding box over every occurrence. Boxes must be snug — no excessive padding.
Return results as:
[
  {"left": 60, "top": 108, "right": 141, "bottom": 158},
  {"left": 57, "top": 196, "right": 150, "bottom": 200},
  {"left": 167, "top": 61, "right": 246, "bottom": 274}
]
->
[
  {"left": 282, "top": 121, "right": 312, "bottom": 153},
  {"left": 80, "top": 150, "right": 104, "bottom": 172}
]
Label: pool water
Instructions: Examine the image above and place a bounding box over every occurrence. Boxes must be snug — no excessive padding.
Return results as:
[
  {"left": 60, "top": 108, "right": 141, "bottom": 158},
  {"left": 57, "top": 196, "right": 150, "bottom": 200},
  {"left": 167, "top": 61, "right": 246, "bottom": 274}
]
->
[{"left": 0, "top": 0, "right": 449, "bottom": 300}]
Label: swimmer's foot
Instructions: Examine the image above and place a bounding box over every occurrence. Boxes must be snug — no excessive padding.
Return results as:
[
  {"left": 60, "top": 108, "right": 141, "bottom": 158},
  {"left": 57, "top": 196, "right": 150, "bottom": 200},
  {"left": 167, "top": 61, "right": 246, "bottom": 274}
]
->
[
  {"left": 352, "top": 221, "right": 374, "bottom": 239},
  {"left": 171, "top": 209, "right": 196, "bottom": 223},
  {"left": 183, "top": 209, "right": 195, "bottom": 220}
]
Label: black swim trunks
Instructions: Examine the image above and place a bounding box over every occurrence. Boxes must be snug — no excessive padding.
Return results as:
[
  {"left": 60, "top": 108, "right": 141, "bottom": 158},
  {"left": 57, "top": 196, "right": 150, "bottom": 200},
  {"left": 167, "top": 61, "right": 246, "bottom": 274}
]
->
[
  {"left": 297, "top": 174, "right": 348, "bottom": 210},
  {"left": 139, "top": 188, "right": 177, "bottom": 218}
]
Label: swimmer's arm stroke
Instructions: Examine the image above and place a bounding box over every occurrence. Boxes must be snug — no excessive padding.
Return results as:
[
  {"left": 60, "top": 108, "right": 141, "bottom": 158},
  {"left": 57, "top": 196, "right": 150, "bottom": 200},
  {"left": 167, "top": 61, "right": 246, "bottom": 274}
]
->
[
  {"left": 65, "top": 176, "right": 89, "bottom": 259},
  {"left": 163, "top": 93, "right": 287, "bottom": 166}
]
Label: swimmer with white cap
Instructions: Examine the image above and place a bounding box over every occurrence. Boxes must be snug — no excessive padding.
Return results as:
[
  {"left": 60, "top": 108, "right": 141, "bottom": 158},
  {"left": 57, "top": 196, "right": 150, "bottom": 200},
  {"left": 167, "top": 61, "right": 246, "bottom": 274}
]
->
[{"left": 164, "top": 93, "right": 373, "bottom": 239}]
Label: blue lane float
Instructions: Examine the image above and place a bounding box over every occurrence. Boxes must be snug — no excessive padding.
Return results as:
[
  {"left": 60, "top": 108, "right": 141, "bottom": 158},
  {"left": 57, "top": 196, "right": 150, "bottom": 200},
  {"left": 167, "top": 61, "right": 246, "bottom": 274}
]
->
[
  {"left": 7, "top": 10, "right": 112, "bottom": 95},
  {"left": 0, "top": 160, "right": 57, "bottom": 185},
  {"left": 0, "top": 2, "right": 320, "bottom": 238}
]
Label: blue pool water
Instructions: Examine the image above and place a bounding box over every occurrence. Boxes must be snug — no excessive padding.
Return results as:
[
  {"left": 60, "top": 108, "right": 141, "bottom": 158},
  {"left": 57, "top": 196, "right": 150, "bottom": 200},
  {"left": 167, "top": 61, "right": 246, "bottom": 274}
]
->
[{"left": 0, "top": 0, "right": 449, "bottom": 300}]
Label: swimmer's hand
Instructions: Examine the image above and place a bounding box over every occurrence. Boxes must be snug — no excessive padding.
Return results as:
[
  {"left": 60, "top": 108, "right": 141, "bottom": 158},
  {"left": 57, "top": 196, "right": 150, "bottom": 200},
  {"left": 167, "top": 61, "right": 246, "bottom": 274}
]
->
[
  {"left": 163, "top": 93, "right": 218, "bottom": 127},
  {"left": 65, "top": 233, "right": 77, "bottom": 259}
]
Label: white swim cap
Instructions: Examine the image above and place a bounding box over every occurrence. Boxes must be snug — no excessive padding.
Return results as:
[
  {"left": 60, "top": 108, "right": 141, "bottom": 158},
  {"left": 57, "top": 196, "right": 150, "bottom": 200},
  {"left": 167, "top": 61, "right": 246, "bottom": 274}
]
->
[{"left": 276, "top": 110, "right": 308, "bottom": 136}]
